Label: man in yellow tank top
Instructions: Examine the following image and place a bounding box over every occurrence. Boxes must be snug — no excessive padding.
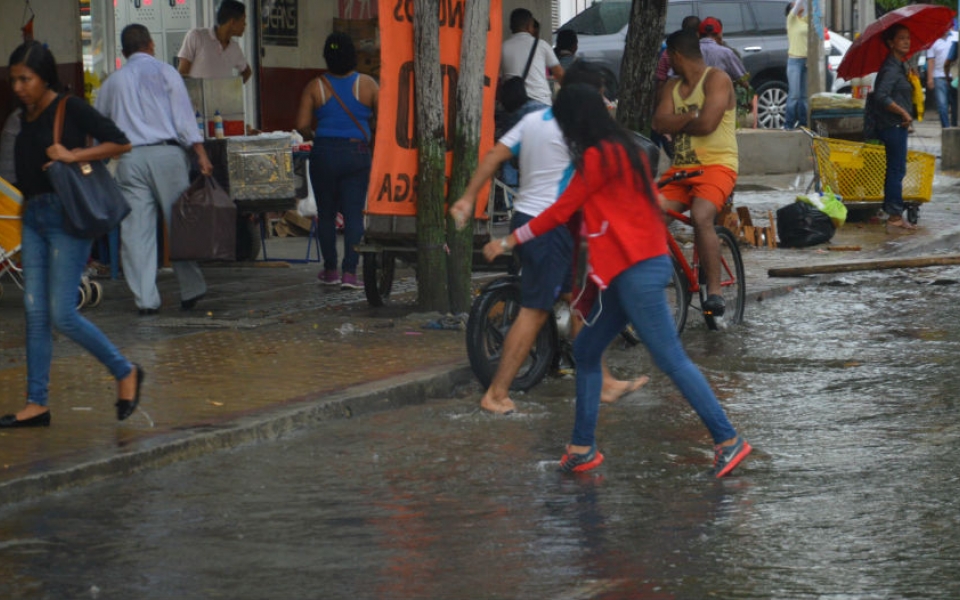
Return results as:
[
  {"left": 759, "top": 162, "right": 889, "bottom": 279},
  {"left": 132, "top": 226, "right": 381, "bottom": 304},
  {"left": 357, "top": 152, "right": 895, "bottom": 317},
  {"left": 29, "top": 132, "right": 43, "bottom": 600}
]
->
[{"left": 653, "top": 28, "right": 738, "bottom": 318}]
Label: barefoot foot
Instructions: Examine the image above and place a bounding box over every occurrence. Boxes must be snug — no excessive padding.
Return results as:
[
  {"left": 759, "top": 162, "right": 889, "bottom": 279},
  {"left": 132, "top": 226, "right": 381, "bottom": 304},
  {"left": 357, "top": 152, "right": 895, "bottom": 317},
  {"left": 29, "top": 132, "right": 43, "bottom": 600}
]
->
[
  {"left": 480, "top": 395, "right": 517, "bottom": 415},
  {"left": 601, "top": 375, "right": 650, "bottom": 404}
]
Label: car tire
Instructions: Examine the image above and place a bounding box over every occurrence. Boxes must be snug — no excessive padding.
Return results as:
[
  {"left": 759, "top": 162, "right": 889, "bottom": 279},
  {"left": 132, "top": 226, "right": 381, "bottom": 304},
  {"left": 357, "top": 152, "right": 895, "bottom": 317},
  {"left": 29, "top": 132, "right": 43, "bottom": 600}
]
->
[{"left": 754, "top": 80, "right": 788, "bottom": 130}]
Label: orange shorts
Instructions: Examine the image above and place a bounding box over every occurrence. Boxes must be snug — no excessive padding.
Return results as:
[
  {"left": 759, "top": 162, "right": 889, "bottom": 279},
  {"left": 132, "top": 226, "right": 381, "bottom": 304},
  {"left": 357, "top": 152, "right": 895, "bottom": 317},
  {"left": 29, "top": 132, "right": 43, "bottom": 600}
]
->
[{"left": 659, "top": 164, "right": 737, "bottom": 212}]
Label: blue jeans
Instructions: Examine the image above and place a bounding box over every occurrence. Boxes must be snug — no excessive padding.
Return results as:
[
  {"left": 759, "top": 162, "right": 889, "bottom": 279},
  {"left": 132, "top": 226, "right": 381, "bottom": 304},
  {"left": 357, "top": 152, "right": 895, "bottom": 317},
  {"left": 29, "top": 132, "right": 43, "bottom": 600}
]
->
[
  {"left": 785, "top": 57, "right": 808, "bottom": 129},
  {"left": 309, "top": 138, "right": 372, "bottom": 274},
  {"left": 570, "top": 255, "right": 738, "bottom": 447},
  {"left": 877, "top": 125, "right": 908, "bottom": 217},
  {"left": 933, "top": 77, "right": 950, "bottom": 128},
  {"left": 21, "top": 193, "right": 132, "bottom": 407}
]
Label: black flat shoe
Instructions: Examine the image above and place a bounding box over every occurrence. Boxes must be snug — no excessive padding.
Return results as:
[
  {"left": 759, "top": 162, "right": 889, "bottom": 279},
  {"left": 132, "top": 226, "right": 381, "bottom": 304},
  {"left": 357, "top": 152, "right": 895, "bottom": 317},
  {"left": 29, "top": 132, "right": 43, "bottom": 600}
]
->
[
  {"left": 0, "top": 411, "right": 51, "bottom": 428},
  {"left": 116, "top": 363, "right": 145, "bottom": 421},
  {"left": 180, "top": 293, "right": 205, "bottom": 311}
]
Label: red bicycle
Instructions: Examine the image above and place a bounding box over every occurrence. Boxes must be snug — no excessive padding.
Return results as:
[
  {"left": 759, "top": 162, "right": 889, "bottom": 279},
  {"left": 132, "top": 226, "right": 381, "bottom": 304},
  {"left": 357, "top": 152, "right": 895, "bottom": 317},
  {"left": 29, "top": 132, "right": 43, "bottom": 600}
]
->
[{"left": 623, "top": 169, "right": 745, "bottom": 337}]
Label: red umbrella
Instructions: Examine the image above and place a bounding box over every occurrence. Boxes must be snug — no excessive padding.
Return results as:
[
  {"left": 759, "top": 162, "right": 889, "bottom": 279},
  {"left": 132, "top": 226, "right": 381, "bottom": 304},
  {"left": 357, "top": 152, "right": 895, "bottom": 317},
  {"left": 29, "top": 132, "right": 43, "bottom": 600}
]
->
[{"left": 836, "top": 4, "right": 956, "bottom": 80}]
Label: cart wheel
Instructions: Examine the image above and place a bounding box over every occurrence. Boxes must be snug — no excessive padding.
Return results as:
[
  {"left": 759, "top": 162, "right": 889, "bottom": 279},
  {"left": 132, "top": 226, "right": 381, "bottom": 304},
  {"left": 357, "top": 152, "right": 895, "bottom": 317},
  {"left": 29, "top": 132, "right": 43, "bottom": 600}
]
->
[
  {"left": 76, "top": 283, "right": 88, "bottom": 310},
  {"left": 906, "top": 205, "right": 919, "bottom": 225},
  {"left": 363, "top": 251, "right": 396, "bottom": 307},
  {"left": 87, "top": 280, "right": 103, "bottom": 308}
]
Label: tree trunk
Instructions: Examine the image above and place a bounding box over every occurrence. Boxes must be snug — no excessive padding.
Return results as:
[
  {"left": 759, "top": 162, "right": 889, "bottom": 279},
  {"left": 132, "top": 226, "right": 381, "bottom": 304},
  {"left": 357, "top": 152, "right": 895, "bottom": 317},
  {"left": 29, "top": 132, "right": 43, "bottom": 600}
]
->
[
  {"left": 616, "top": 0, "right": 668, "bottom": 135},
  {"left": 414, "top": 0, "right": 450, "bottom": 312},
  {"left": 446, "top": 0, "right": 489, "bottom": 314}
]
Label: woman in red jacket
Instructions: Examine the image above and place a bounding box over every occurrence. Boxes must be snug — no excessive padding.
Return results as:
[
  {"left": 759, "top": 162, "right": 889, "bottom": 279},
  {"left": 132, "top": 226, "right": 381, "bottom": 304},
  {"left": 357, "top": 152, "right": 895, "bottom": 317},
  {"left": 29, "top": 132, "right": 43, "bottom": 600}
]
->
[{"left": 483, "top": 83, "right": 751, "bottom": 478}]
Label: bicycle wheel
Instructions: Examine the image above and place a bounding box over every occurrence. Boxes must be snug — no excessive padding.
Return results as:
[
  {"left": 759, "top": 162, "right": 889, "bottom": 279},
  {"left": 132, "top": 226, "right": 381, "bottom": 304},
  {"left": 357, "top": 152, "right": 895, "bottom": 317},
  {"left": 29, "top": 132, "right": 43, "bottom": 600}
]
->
[
  {"left": 621, "top": 256, "right": 689, "bottom": 345},
  {"left": 466, "top": 280, "right": 556, "bottom": 392},
  {"left": 698, "top": 226, "right": 746, "bottom": 330}
]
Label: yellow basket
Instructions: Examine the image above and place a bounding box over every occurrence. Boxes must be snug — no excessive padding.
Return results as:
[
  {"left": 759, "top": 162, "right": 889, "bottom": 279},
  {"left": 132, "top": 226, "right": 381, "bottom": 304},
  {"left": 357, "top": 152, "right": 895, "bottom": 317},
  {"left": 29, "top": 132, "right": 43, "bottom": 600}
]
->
[{"left": 811, "top": 136, "right": 935, "bottom": 203}]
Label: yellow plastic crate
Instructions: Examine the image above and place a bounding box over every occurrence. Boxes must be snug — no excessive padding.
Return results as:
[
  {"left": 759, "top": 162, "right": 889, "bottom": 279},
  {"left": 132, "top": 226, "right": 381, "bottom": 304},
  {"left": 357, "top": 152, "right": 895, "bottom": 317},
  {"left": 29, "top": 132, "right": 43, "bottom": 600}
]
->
[{"left": 812, "top": 136, "right": 935, "bottom": 203}]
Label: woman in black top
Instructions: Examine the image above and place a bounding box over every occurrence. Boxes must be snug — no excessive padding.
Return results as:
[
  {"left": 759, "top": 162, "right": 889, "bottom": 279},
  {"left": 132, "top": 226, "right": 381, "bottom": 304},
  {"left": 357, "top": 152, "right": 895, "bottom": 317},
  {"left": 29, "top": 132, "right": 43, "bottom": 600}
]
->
[
  {"left": 0, "top": 41, "right": 143, "bottom": 428},
  {"left": 872, "top": 24, "right": 917, "bottom": 232}
]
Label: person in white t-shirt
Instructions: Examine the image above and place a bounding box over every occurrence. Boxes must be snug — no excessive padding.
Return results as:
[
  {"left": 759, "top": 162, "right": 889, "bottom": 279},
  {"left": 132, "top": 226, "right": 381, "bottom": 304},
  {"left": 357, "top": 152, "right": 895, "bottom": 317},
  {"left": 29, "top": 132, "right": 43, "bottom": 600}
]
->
[
  {"left": 926, "top": 31, "right": 955, "bottom": 128},
  {"left": 177, "top": 0, "right": 252, "bottom": 82},
  {"left": 500, "top": 9, "right": 563, "bottom": 123},
  {"left": 497, "top": 9, "right": 564, "bottom": 193},
  {"left": 450, "top": 63, "right": 647, "bottom": 415}
]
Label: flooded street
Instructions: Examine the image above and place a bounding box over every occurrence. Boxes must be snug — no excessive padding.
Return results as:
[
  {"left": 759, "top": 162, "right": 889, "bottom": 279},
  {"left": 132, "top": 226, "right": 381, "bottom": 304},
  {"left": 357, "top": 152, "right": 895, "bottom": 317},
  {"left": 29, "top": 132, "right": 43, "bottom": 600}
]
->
[{"left": 2, "top": 268, "right": 960, "bottom": 599}]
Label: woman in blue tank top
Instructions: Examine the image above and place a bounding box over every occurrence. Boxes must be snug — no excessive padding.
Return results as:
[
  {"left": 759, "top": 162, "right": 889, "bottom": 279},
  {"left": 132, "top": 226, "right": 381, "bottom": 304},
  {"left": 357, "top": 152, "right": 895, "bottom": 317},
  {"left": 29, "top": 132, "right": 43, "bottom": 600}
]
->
[{"left": 296, "top": 33, "right": 379, "bottom": 289}]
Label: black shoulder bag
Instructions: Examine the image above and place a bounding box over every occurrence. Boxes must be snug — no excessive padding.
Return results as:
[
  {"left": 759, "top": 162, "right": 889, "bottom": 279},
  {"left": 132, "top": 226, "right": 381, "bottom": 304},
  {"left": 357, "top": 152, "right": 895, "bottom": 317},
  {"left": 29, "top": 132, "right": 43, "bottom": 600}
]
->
[
  {"left": 46, "top": 97, "right": 130, "bottom": 239},
  {"left": 498, "top": 38, "right": 539, "bottom": 113}
]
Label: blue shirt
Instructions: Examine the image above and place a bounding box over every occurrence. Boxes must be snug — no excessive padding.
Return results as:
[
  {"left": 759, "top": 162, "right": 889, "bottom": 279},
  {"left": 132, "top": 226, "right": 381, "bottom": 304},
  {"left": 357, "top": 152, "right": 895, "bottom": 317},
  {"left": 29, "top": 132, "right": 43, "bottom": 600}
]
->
[
  {"left": 95, "top": 52, "right": 202, "bottom": 147},
  {"left": 314, "top": 73, "right": 373, "bottom": 140}
]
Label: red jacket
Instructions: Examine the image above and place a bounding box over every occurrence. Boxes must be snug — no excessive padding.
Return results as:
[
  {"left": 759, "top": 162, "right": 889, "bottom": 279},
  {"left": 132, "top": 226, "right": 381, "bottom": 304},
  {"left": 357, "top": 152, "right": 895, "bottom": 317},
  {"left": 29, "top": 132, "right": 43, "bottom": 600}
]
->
[{"left": 514, "top": 141, "right": 669, "bottom": 289}]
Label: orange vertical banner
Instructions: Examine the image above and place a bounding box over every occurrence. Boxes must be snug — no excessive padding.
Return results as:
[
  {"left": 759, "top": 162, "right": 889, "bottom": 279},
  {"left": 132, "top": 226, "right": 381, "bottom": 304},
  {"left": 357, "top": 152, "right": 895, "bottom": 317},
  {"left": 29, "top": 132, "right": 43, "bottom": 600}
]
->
[{"left": 370, "top": 0, "right": 502, "bottom": 217}]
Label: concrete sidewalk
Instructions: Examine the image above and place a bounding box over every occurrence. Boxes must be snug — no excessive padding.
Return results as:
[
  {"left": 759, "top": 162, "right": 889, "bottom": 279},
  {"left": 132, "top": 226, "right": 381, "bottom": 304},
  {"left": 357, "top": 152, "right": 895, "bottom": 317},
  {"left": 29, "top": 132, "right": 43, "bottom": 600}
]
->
[{"left": 0, "top": 123, "right": 957, "bottom": 506}]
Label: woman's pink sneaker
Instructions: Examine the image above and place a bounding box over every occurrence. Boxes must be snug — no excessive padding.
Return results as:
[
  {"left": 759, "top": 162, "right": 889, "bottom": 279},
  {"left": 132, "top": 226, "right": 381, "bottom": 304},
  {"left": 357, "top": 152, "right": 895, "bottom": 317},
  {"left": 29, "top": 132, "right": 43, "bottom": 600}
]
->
[
  {"left": 340, "top": 273, "right": 361, "bottom": 290},
  {"left": 318, "top": 270, "right": 340, "bottom": 285}
]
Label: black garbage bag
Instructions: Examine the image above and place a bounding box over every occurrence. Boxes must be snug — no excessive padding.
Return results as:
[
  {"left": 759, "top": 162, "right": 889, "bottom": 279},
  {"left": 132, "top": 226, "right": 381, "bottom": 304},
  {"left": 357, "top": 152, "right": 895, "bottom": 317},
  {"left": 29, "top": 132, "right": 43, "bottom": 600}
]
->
[{"left": 776, "top": 201, "right": 835, "bottom": 248}]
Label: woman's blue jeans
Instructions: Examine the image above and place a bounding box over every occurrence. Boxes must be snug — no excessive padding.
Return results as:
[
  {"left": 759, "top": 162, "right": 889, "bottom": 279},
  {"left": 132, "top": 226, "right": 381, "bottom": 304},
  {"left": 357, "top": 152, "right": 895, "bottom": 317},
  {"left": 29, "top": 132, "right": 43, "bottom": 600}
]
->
[
  {"left": 877, "top": 125, "right": 908, "bottom": 217},
  {"left": 21, "top": 193, "right": 131, "bottom": 407},
  {"left": 785, "top": 57, "right": 808, "bottom": 129},
  {"left": 309, "top": 138, "right": 372, "bottom": 275},
  {"left": 570, "top": 255, "right": 738, "bottom": 447}
]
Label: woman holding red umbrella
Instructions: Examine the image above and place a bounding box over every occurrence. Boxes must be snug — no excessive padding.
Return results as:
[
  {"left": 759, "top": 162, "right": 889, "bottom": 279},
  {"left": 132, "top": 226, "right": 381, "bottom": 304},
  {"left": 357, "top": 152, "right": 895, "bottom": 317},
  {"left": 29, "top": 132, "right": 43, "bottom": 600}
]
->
[{"left": 872, "top": 24, "right": 918, "bottom": 232}]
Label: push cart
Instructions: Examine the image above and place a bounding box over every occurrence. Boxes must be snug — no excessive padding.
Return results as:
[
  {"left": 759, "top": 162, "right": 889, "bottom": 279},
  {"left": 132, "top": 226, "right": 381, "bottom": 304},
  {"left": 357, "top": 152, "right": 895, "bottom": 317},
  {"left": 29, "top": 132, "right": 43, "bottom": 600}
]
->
[
  {"left": 204, "top": 134, "right": 298, "bottom": 260},
  {"left": 357, "top": 179, "right": 515, "bottom": 307},
  {"left": 0, "top": 176, "right": 23, "bottom": 300},
  {"left": 804, "top": 128, "right": 935, "bottom": 224}
]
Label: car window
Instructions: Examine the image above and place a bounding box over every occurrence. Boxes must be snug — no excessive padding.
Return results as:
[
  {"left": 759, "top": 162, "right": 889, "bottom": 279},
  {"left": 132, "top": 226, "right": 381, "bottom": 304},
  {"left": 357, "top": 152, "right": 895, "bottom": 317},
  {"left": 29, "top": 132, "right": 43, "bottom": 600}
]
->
[
  {"left": 664, "top": 2, "right": 696, "bottom": 33},
  {"left": 751, "top": 1, "right": 787, "bottom": 34},
  {"left": 698, "top": 2, "right": 751, "bottom": 36},
  {"left": 561, "top": 1, "right": 631, "bottom": 35}
]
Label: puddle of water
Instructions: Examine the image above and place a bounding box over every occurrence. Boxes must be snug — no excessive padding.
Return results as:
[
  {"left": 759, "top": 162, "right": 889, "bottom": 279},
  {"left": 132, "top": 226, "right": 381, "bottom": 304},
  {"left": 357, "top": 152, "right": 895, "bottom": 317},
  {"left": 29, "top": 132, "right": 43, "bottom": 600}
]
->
[{"left": 1, "top": 269, "right": 959, "bottom": 599}]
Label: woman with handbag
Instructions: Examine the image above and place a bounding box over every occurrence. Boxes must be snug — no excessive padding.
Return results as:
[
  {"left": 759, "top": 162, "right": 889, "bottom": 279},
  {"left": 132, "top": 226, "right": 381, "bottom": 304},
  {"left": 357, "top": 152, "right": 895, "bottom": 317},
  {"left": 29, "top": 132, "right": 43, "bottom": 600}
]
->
[
  {"left": 295, "top": 32, "right": 378, "bottom": 290},
  {"left": 1, "top": 41, "right": 143, "bottom": 428}
]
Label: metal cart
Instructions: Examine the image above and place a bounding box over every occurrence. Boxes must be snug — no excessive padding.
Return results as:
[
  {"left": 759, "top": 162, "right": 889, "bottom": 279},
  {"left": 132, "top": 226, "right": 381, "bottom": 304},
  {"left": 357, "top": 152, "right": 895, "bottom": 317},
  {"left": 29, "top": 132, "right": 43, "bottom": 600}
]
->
[
  {"left": 204, "top": 135, "right": 298, "bottom": 260},
  {"left": 357, "top": 179, "right": 516, "bottom": 307}
]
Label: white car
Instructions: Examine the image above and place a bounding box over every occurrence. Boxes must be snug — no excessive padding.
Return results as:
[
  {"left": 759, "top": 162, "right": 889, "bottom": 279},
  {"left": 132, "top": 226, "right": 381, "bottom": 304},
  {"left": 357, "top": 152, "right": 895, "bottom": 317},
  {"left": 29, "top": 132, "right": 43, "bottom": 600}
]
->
[{"left": 827, "top": 30, "right": 875, "bottom": 95}]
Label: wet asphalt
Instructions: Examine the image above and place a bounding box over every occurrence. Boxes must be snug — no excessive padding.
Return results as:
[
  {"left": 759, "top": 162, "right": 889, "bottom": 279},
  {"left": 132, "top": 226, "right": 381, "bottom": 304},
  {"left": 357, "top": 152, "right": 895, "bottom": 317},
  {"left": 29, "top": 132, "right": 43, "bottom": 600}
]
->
[{"left": 0, "top": 120, "right": 958, "bottom": 598}]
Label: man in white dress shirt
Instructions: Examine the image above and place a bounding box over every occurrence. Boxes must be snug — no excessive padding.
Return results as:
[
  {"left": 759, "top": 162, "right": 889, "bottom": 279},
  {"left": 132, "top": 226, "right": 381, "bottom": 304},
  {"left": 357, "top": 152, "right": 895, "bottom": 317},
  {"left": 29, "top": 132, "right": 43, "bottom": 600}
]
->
[{"left": 97, "top": 24, "right": 214, "bottom": 315}]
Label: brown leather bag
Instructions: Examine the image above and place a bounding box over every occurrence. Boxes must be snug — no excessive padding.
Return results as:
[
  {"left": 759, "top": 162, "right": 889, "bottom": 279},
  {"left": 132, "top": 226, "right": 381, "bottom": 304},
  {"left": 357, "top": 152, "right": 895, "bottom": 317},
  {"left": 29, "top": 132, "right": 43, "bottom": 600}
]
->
[{"left": 170, "top": 175, "right": 237, "bottom": 261}]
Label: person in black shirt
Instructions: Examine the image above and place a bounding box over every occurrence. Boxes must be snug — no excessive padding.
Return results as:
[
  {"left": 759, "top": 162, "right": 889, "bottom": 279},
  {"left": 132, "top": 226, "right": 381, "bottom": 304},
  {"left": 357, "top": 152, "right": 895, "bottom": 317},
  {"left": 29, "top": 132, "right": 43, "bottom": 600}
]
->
[
  {"left": 872, "top": 24, "right": 917, "bottom": 232},
  {"left": 0, "top": 41, "right": 144, "bottom": 428}
]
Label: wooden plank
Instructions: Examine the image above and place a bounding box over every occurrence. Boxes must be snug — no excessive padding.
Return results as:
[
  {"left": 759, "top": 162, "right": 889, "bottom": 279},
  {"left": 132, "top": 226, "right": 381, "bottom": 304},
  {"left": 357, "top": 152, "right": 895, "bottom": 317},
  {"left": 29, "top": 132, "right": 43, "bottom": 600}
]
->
[{"left": 768, "top": 255, "right": 960, "bottom": 277}]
